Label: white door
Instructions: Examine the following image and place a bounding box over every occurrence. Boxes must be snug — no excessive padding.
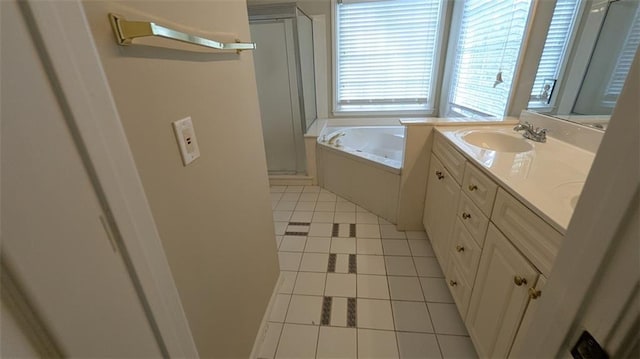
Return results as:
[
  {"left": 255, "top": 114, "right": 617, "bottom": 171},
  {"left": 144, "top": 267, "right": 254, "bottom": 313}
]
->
[{"left": 1, "top": 1, "right": 162, "bottom": 356}]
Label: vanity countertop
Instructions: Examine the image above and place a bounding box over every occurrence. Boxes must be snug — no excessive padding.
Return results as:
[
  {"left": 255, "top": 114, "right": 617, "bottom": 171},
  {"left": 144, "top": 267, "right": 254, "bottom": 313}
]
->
[{"left": 436, "top": 125, "right": 596, "bottom": 234}]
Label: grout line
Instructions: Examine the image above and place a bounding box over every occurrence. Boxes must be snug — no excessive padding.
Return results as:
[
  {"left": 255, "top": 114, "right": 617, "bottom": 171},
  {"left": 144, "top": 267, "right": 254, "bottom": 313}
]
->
[
  {"left": 271, "top": 252, "right": 299, "bottom": 359},
  {"left": 354, "top": 236, "right": 358, "bottom": 358},
  {"left": 415, "top": 256, "right": 446, "bottom": 359},
  {"left": 316, "top": 248, "right": 332, "bottom": 359}
]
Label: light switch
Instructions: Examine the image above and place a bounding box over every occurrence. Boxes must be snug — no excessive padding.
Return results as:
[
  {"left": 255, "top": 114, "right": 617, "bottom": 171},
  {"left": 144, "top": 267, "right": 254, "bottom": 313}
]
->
[{"left": 172, "top": 117, "right": 200, "bottom": 166}]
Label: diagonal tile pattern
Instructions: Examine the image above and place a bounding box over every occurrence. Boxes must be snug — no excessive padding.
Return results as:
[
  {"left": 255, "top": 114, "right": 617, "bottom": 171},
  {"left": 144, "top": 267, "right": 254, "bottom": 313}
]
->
[{"left": 262, "top": 185, "right": 478, "bottom": 359}]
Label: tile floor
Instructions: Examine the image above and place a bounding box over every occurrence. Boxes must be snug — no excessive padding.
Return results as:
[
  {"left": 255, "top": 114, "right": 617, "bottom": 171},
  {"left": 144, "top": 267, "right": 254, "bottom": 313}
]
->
[{"left": 259, "top": 185, "right": 478, "bottom": 359}]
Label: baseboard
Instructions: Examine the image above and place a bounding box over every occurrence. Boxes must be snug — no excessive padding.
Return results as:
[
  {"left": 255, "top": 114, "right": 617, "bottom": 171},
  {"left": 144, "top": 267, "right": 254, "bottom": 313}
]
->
[
  {"left": 249, "top": 272, "right": 284, "bottom": 359},
  {"left": 269, "top": 175, "right": 314, "bottom": 186}
]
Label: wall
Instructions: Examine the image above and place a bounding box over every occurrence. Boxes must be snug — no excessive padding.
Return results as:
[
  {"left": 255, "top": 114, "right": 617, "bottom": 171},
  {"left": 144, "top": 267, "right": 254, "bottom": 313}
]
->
[
  {"left": 396, "top": 126, "right": 434, "bottom": 230},
  {"left": 81, "top": 2, "right": 280, "bottom": 357}
]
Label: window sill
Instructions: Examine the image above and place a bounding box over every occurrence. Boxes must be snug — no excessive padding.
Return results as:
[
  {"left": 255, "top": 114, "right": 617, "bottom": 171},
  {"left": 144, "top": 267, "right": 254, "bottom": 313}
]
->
[{"left": 332, "top": 109, "right": 436, "bottom": 118}]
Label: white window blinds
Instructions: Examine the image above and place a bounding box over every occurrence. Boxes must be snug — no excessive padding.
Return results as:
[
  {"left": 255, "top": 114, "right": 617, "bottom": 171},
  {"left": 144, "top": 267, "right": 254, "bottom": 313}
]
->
[
  {"left": 335, "top": 0, "right": 443, "bottom": 113},
  {"left": 448, "top": 0, "right": 532, "bottom": 117},
  {"left": 604, "top": 5, "right": 640, "bottom": 104},
  {"left": 530, "top": 0, "right": 580, "bottom": 105}
]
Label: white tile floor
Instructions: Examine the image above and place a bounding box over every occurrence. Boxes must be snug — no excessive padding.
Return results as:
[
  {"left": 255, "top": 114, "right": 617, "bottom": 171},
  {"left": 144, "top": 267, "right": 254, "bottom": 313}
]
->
[{"left": 260, "top": 185, "right": 478, "bottom": 359}]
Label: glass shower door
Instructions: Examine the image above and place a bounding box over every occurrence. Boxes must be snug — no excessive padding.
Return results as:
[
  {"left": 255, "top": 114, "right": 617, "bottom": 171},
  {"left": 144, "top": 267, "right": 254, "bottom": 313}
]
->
[{"left": 251, "top": 19, "right": 306, "bottom": 175}]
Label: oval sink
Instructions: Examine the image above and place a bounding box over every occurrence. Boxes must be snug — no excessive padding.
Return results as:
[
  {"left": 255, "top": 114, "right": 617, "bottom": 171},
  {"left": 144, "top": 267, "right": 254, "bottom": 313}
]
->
[{"left": 462, "top": 131, "right": 533, "bottom": 153}]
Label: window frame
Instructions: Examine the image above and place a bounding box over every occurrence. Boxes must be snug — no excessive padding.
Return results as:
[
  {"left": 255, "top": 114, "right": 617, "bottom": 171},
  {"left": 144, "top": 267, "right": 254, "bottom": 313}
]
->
[
  {"left": 527, "top": 0, "right": 586, "bottom": 113},
  {"left": 440, "top": 0, "right": 537, "bottom": 118},
  {"left": 331, "top": 0, "right": 449, "bottom": 117}
]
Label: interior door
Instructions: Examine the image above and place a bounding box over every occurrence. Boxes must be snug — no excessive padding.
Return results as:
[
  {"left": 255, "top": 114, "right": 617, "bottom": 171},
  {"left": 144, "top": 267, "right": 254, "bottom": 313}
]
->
[
  {"left": 1, "top": 1, "right": 162, "bottom": 356},
  {"left": 251, "top": 20, "right": 305, "bottom": 174}
]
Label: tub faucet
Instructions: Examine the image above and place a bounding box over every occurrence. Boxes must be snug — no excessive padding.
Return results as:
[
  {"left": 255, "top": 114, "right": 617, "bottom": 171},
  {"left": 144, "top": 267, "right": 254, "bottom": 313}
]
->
[
  {"left": 513, "top": 121, "right": 547, "bottom": 143},
  {"left": 327, "top": 132, "right": 345, "bottom": 145}
]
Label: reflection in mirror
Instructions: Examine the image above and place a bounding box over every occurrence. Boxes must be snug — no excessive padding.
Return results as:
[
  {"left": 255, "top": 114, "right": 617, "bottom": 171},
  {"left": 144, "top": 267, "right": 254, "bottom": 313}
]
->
[{"left": 528, "top": 0, "right": 640, "bottom": 130}]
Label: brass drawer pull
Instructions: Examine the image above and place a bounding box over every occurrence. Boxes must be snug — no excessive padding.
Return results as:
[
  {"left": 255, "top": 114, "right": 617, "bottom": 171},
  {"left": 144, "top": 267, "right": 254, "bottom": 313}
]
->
[
  {"left": 456, "top": 245, "right": 464, "bottom": 252},
  {"left": 468, "top": 184, "right": 478, "bottom": 191},
  {"left": 436, "top": 171, "right": 444, "bottom": 180},
  {"left": 529, "top": 287, "right": 541, "bottom": 299},
  {"left": 462, "top": 212, "right": 471, "bottom": 220},
  {"left": 514, "top": 276, "right": 528, "bottom": 286},
  {"left": 449, "top": 280, "right": 457, "bottom": 287}
]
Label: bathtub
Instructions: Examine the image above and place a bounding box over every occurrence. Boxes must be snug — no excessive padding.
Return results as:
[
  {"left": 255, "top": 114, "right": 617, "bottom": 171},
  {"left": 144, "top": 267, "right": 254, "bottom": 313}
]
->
[{"left": 317, "top": 126, "right": 405, "bottom": 223}]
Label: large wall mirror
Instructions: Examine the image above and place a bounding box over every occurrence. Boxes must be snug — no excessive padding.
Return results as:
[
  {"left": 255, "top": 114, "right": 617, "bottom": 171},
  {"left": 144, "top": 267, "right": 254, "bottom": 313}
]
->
[{"left": 528, "top": 0, "right": 640, "bottom": 130}]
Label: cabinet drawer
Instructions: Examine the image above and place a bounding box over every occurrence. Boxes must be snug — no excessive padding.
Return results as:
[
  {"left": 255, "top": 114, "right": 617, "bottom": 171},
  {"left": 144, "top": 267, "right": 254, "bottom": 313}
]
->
[
  {"left": 491, "top": 189, "right": 563, "bottom": 277},
  {"left": 433, "top": 133, "right": 466, "bottom": 185},
  {"left": 449, "top": 220, "right": 482, "bottom": 286},
  {"left": 462, "top": 163, "right": 498, "bottom": 216},
  {"left": 445, "top": 258, "right": 473, "bottom": 319},
  {"left": 457, "top": 193, "right": 489, "bottom": 247}
]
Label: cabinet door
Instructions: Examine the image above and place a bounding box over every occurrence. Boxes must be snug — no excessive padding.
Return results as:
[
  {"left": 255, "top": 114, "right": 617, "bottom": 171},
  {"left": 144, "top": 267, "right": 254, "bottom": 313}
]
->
[
  {"left": 423, "top": 155, "right": 461, "bottom": 267},
  {"left": 466, "top": 225, "right": 539, "bottom": 358}
]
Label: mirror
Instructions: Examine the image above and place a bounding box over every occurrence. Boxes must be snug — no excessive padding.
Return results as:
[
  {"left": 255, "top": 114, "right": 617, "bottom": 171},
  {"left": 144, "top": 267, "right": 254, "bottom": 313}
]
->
[{"left": 528, "top": 0, "right": 640, "bottom": 130}]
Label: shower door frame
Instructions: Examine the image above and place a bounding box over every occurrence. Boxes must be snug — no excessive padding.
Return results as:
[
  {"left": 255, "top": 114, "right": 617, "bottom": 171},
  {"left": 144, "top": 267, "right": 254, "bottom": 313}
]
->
[{"left": 249, "top": 4, "right": 315, "bottom": 176}]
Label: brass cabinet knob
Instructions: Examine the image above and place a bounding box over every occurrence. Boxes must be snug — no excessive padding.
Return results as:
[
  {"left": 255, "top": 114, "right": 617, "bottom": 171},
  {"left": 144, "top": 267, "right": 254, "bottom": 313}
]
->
[
  {"left": 514, "top": 276, "right": 528, "bottom": 286},
  {"left": 468, "top": 184, "right": 478, "bottom": 191},
  {"left": 436, "top": 171, "right": 444, "bottom": 180},
  {"left": 449, "top": 280, "right": 457, "bottom": 287},
  {"left": 456, "top": 245, "right": 465, "bottom": 252},
  {"left": 528, "top": 287, "right": 541, "bottom": 299},
  {"left": 462, "top": 212, "right": 471, "bottom": 219}
]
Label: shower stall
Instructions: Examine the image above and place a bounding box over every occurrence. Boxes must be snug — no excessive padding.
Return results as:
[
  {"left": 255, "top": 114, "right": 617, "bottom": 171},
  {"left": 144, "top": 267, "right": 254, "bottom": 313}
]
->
[{"left": 249, "top": 3, "right": 317, "bottom": 176}]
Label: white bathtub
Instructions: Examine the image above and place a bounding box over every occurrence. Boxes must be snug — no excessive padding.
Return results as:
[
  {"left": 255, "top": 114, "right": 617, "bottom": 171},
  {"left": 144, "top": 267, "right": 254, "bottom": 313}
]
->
[
  {"left": 317, "top": 126, "right": 405, "bottom": 223},
  {"left": 318, "top": 127, "right": 404, "bottom": 173}
]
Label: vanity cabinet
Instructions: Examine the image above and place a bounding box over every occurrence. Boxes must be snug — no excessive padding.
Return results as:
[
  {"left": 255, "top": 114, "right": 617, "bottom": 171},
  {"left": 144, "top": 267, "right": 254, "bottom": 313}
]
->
[
  {"left": 422, "top": 155, "right": 460, "bottom": 268},
  {"left": 423, "top": 131, "right": 561, "bottom": 358}
]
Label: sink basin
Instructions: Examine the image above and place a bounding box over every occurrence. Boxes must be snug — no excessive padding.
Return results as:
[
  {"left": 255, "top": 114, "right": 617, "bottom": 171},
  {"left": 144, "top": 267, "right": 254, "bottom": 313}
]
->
[{"left": 462, "top": 131, "right": 533, "bottom": 153}]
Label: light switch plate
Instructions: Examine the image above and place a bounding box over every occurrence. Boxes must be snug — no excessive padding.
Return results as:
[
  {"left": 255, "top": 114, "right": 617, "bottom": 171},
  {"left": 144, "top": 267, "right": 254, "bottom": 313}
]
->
[{"left": 172, "top": 117, "right": 200, "bottom": 166}]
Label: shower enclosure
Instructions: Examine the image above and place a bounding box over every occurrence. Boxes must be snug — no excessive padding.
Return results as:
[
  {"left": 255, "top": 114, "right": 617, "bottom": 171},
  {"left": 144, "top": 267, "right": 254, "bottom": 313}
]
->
[{"left": 249, "top": 3, "right": 317, "bottom": 175}]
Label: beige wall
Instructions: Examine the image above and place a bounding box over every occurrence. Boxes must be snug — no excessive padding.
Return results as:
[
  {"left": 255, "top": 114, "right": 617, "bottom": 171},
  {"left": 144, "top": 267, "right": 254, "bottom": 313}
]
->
[
  {"left": 247, "top": 0, "right": 332, "bottom": 118},
  {"left": 82, "top": 1, "right": 280, "bottom": 357},
  {"left": 396, "top": 126, "right": 434, "bottom": 230}
]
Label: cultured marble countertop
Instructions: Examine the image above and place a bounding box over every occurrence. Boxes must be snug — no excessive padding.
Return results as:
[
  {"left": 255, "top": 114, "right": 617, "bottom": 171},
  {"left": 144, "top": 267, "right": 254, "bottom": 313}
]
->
[{"left": 436, "top": 125, "right": 596, "bottom": 234}]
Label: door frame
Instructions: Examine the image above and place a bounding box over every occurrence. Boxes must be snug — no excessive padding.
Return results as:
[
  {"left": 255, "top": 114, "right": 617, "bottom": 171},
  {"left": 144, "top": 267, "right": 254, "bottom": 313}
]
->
[
  {"left": 516, "top": 49, "right": 639, "bottom": 356},
  {"left": 19, "top": 1, "right": 199, "bottom": 357}
]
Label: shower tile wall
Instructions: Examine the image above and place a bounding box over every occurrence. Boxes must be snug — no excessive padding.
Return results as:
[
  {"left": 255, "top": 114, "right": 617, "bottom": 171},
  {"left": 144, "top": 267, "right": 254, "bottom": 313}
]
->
[{"left": 259, "top": 185, "right": 479, "bottom": 359}]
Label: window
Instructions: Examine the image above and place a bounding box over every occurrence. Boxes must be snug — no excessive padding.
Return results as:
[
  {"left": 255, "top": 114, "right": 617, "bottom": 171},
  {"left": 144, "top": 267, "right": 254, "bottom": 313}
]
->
[
  {"left": 334, "top": 0, "right": 443, "bottom": 114},
  {"left": 446, "top": 0, "right": 532, "bottom": 117},
  {"left": 529, "top": 0, "right": 580, "bottom": 107},
  {"left": 603, "top": 5, "right": 640, "bottom": 105}
]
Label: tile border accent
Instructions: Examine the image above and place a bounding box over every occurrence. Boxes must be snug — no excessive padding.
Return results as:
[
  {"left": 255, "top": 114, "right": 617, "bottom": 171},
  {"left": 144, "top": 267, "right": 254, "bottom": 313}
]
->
[
  {"left": 327, "top": 253, "right": 337, "bottom": 273},
  {"left": 347, "top": 298, "right": 357, "bottom": 327},
  {"left": 284, "top": 232, "right": 308, "bottom": 236},
  {"left": 321, "top": 296, "right": 332, "bottom": 326}
]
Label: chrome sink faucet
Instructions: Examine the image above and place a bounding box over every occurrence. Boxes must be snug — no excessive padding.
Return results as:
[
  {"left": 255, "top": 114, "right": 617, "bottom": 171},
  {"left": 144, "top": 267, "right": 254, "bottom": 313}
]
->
[{"left": 514, "top": 122, "right": 547, "bottom": 143}]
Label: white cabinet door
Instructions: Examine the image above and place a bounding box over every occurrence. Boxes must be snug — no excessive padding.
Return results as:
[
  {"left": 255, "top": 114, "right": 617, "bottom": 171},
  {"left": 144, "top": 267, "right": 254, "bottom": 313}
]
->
[
  {"left": 423, "top": 155, "right": 461, "bottom": 268},
  {"left": 466, "top": 225, "right": 539, "bottom": 358}
]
